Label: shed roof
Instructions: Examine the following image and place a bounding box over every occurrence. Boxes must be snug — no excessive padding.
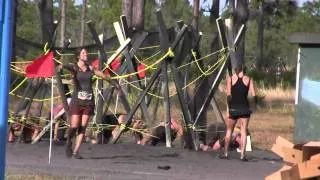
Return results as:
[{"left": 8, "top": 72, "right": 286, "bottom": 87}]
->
[{"left": 288, "top": 33, "right": 320, "bottom": 45}]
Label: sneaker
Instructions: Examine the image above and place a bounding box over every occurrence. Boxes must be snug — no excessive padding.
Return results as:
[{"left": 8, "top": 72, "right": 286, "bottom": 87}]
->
[
  {"left": 218, "top": 153, "right": 229, "bottom": 160},
  {"left": 65, "top": 140, "right": 72, "bottom": 158},
  {"left": 72, "top": 152, "right": 83, "bottom": 159},
  {"left": 240, "top": 155, "right": 248, "bottom": 162}
]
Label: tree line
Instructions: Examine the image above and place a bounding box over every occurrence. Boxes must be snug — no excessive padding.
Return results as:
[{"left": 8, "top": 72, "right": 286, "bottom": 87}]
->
[{"left": 13, "top": 0, "right": 320, "bottom": 72}]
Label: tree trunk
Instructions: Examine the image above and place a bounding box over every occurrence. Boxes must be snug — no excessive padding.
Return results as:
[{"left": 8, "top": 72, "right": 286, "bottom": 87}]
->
[
  {"left": 132, "top": 0, "right": 145, "bottom": 31},
  {"left": 80, "top": 0, "right": 87, "bottom": 46},
  {"left": 210, "top": 0, "right": 220, "bottom": 24},
  {"left": 37, "top": 0, "right": 54, "bottom": 44},
  {"left": 122, "top": 0, "right": 145, "bottom": 31},
  {"left": 256, "top": 0, "right": 264, "bottom": 70},
  {"left": 122, "top": 0, "right": 133, "bottom": 27},
  {"left": 192, "top": 0, "right": 200, "bottom": 33},
  {"left": 60, "top": 0, "right": 67, "bottom": 47},
  {"left": 231, "top": 0, "right": 249, "bottom": 69},
  {"left": 12, "top": 0, "right": 18, "bottom": 62}
]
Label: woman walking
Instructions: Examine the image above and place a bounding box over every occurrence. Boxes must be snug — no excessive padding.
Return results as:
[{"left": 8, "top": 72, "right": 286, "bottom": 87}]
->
[
  {"left": 60, "top": 48, "right": 119, "bottom": 159},
  {"left": 222, "top": 66, "right": 256, "bottom": 161}
]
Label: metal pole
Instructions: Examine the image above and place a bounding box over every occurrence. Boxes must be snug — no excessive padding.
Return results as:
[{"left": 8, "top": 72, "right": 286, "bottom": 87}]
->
[
  {"left": 0, "top": 0, "right": 14, "bottom": 178},
  {"left": 294, "top": 48, "right": 301, "bottom": 105}
]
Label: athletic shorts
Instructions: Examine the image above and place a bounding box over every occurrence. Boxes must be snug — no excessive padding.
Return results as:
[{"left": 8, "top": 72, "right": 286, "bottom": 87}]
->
[
  {"left": 69, "top": 103, "right": 94, "bottom": 116},
  {"left": 229, "top": 114, "right": 250, "bottom": 120},
  {"left": 229, "top": 108, "right": 251, "bottom": 120}
]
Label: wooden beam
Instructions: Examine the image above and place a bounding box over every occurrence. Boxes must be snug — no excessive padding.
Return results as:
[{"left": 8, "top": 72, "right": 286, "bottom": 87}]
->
[
  {"left": 193, "top": 22, "right": 245, "bottom": 128},
  {"left": 87, "top": 21, "right": 131, "bottom": 113},
  {"left": 116, "top": 18, "right": 154, "bottom": 128},
  {"left": 111, "top": 66, "right": 163, "bottom": 144},
  {"left": 156, "top": 9, "right": 172, "bottom": 148}
]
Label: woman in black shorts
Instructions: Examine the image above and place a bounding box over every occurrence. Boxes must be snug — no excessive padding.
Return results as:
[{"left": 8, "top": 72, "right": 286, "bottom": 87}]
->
[
  {"left": 222, "top": 66, "right": 256, "bottom": 161},
  {"left": 60, "top": 48, "right": 119, "bottom": 159}
]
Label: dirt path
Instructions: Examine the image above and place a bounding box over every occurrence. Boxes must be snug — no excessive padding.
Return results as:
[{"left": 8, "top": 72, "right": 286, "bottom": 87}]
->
[{"left": 6, "top": 142, "right": 282, "bottom": 180}]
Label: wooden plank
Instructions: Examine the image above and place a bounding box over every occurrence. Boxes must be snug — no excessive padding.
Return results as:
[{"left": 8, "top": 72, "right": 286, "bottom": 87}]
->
[
  {"left": 193, "top": 21, "right": 245, "bottom": 130},
  {"left": 18, "top": 78, "right": 45, "bottom": 143},
  {"left": 107, "top": 38, "right": 131, "bottom": 65},
  {"left": 271, "top": 143, "right": 285, "bottom": 158},
  {"left": 87, "top": 21, "right": 131, "bottom": 113},
  {"left": 120, "top": 15, "right": 130, "bottom": 39},
  {"left": 116, "top": 19, "right": 154, "bottom": 129},
  {"left": 54, "top": 38, "right": 72, "bottom": 119},
  {"left": 162, "top": 61, "right": 172, "bottom": 148},
  {"left": 275, "top": 136, "right": 294, "bottom": 148},
  {"left": 310, "top": 153, "right": 320, "bottom": 160},
  {"left": 113, "top": 22, "right": 125, "bottom": 44},
  {"left": 94, "top": 34, "right": 105, "bottom": 128},
  {"left": 303, "top": 141, "right": 320, "bottom": 147},
  {"left": 296, "top": 158, "right": 320, "bottom": 179},
  {"left": 111, "top": 66, "right": 163, "bottom": 144},
  {"left": 282, "top": 146, "right": 304, "bottom": 164},
  {"left": 265, "top": 165, "right": 298, "bottom": 180},
  {"left": 302, "top": 146, "right": 320, "bottom": 161},
  {"left": 156, "top": 9, "right": 172, "bottom": 148},
  {"left": 152, "top": 79, "right": 162, "bottom": 122},
  {"left": 211, "top": 97, "right": 225, "bottom": 123}
]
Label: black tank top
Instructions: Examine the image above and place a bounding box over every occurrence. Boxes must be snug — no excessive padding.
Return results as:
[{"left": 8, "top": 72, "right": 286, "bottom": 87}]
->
[
  {"left": 66, "top": 63, "right": 94, "bottom": 106},
  {"left": 229, "top": 76, "right": 250, "bottom": 110}
]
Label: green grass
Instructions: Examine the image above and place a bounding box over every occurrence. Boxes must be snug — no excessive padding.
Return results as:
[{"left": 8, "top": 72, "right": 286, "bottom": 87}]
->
[{"left": 6, "top": 171, "right": 92, "bottom": 180}]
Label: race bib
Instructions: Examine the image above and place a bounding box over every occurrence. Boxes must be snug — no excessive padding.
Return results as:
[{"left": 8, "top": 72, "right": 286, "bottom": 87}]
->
[{"left": 78, "top": 91, "right": 92, "bottom": 100}]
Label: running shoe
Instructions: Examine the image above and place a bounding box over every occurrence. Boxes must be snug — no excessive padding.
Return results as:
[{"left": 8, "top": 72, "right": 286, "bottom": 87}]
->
[
  {"left": 65, "top": 140, "right": 72, "bottom": 157},
  {"left": 72, "top": 152, "right": 83, "bottom": 159}
]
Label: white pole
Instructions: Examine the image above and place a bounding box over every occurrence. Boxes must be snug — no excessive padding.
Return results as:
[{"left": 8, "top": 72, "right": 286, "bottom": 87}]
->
[
  {"left": 295, "top": 48, "right": 301, "bottom": 105},
  {"left": 49, "top": 77, "right": 54, "bottom": 164},
  {"left": 144, "top": 77, "right": 147, "bottom": 104},
  {"left": 115, "top": 79, "right": 120, "bottom": 113}
]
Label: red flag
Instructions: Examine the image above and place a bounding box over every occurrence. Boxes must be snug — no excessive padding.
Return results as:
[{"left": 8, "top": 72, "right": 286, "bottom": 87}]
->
[
  {"left": 91, "top": 56, "right": 122, "bottom": 75},
  {"left": 25, "top": 51, "right": 54, "bottom": 78},
  {"left": 137, "top": 64, "right": 146, "bottom": 78}
]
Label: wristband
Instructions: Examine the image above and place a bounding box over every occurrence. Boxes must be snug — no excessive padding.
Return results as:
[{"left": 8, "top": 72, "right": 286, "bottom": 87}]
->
[{"left": 227, "top": 95, "right": 232, "bottom": 103}]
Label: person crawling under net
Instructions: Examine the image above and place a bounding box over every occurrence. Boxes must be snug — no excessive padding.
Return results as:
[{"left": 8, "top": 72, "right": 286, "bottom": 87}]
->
[{"left": 90, "top": 114, "right": 184, "bottom": 146}]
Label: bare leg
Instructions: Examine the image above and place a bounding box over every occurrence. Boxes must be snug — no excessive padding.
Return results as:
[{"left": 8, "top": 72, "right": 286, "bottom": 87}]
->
[
  {"left": 8, "top": 126, "right": 15, "bottom": 142},
  {"left": 239, "top": 117, "right": 249, "bottom": 159},
  {"left": 32, "top": 128, "right": 40, "bottom": 141},
  {"left": 73, "top": 115, "right": 90, "bottom": 154},
  {"left": 53, "top": 121, "right": 60, "bottom": 142},
  {"left": 65, "top": 115, "right": 80, "bottom": 157},
  {"left": 224, "top": 118, "right": 236, "bottom": 157}
]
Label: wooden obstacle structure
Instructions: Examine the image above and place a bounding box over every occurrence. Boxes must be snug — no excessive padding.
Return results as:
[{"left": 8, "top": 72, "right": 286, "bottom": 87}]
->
[{"left": 9, "top": 9, "right": 247, "bottom": 151}]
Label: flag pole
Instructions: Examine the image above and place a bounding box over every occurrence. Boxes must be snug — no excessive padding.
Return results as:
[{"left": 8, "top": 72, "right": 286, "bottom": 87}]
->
[
  {"left": 0, "top": 0, "right": 14, "bottom": 178},
  {"left": 48, "top": 77, "right": 54, "bottom": 164}
]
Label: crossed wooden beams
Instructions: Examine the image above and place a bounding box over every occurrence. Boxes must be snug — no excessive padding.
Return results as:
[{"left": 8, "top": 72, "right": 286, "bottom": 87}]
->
[
  {"left": 87, "top": 10, "right": 248, "bottom": 150},
  {"left": 24, "top": 9, "right": 246, "bottom": 151}
]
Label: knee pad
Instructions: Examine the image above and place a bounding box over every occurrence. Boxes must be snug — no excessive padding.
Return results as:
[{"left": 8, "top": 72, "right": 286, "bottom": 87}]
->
[
  {"left": 78, "top": 126, "right": 86, "bottom": 134},
  {"left": 68, "top": 127, "right": 77, "bottom": 137}
]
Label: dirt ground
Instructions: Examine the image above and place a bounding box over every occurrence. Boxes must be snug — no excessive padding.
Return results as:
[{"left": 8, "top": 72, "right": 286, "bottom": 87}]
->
[{"left": 6, "top": 141, "right": 283, "bottom": 180}]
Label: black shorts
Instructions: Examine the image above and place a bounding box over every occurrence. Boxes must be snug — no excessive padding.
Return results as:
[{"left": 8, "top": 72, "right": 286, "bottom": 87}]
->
[
  {"left": 229, "top": 114, "right": 250, "bottom": 120},
  {"left": 229, "top": 108, "right": 251, "bottom": 120}
]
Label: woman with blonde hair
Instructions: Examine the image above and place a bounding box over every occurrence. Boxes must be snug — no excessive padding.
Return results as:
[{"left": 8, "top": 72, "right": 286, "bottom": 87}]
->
[{"left": 221, "top": 66, "right": 256, "bottom": 161}]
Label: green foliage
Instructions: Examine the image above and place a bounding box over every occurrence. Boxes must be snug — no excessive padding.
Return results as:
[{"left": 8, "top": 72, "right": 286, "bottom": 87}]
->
[
  {"left": 16, "top": 1, "right": 41, "bottom": 42},
  {"left": 14, "top": 0, "right": 320, "bottom": 88},
  {"left": 247, "top": 68, "right": 296, "bottom": 89}
]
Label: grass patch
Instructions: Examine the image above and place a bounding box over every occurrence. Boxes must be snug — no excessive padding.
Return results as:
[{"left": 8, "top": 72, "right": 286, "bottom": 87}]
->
[{"left": 6, "top": 171, "right": 92, "bottom": 180}]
